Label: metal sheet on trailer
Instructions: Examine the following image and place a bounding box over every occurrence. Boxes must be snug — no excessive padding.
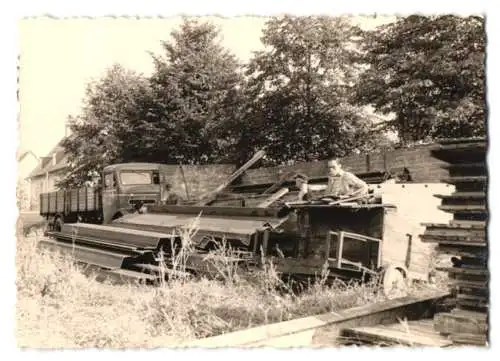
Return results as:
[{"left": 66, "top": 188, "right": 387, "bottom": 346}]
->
[
  {"left": 148, "top": 204, "right": 286, "bottom": 218},
  {"left": 61, "top": 223, "right": 174, "bottom": 249},
  {"left": 38, "top": 238, "right": 131, "bottom": 269},
  {"left": 111, "top": 212, "right": 288, "bottom": 246}
]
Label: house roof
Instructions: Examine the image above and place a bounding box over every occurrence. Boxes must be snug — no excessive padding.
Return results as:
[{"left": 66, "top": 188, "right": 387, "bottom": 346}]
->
[
  {"left": 17, "top": 149, "right": 38, "bottom": 163},
  {"left": 27, "top": 137, "right": 70, "bottom": 179}
]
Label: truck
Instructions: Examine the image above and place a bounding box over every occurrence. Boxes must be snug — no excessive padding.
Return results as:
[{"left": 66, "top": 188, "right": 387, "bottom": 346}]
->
[
  {"left": 39, "top": 162, "right": 172, "bottom": 231},
  {"left": 39, "top": 150, "right": 267, "bottom": 233}
]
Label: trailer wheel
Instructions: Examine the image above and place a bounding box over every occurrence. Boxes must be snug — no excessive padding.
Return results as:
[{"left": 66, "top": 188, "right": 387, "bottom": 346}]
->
[
  {"left": 380, "top": 266, "right": 408, "bottom": 299},
  {"left": 53, "top": 217, "right": 63, "bottom": 232}
]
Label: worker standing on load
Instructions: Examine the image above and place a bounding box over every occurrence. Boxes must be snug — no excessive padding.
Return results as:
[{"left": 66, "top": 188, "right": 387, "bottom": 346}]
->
[
  {"left": 325, "top": 159, "right": 369, "bottom": 199},
  {"left": 293, "top": 159, "right": 369, "bottom": 201}
]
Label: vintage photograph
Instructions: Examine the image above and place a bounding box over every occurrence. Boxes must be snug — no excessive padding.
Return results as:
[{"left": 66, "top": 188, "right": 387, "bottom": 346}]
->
[{"left": 16, "top": 14, "right": 487, "bottom": 348}]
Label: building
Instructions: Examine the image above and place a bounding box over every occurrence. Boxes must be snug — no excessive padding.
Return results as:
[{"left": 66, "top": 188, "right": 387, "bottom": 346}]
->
[
  {"left": 17, "top": 149, "right": 39, "bottom": 210},
  {"left": 27, "top": 137, "right": 70, "bottom": 211}
]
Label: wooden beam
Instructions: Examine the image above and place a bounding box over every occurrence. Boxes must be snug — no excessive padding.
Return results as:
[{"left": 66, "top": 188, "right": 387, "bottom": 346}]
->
[
  {"left": 256, "top": 188, "right": 289, "bottom": 208},
  {"left": 434, "top": 311, "right": 488, "bottom": 336},
  {"left": 324, "top": 231, "right": 332, "bottom": 260},
  {"left": 261, "top": 230, "right": 269, "bottom": 257},
  {"left": 182, "top": 289, "right": 449, "bottom": 348},
  {"left": 336, "top": 231, "right": 345, "bottom": 269},
  {"left": 197, "top": 150, "right": 266, "bottom": 205},
  {"left": 341, "top": 319, "right": 453, "bottom": 347},
  {"left": 450, "top": 333, "right": 488, "bottom": 346},
  {"left": 262, "top": 171, "right": 297, "bottom": 194}
]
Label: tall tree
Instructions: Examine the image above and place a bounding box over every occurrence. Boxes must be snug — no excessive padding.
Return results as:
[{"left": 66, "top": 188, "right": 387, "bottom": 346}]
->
[
  {"left": 147, "top": 18, "right": 244, "bottom": 164},
  {"left": 354, "top": 15, "right": 486, "bottom": 144},
  {"left": 59, "top": 64, "right": 152, "bottom": 188},
  {"left": 241, "top": 15, "right": 375, "bottom": 165}
]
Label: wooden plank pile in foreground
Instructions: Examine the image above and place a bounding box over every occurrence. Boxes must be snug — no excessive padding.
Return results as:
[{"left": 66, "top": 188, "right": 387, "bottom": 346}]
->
[
  {"left": 341, "top": 319, "right": 453, "bottom": 347},
  {"left": 420, "top": 137, "right": 489, "bottom": 346}
]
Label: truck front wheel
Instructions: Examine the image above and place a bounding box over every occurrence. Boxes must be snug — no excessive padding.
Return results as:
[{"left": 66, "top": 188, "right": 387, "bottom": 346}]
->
[
  {"left": 112, "top": 212, "right": 123, "bottom": 221},
  {"left": 53, "top": 217, "right": 63, "bottom": 232}
]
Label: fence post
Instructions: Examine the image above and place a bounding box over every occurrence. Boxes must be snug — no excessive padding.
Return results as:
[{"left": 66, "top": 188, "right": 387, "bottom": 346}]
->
[{"left": 336, "top": 231, "right": 345, "bottom": 269}]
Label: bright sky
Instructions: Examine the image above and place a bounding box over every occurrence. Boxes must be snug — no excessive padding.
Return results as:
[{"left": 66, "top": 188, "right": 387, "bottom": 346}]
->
[{"left": 18, "top": 15, "right": 396, "bottom": 157}]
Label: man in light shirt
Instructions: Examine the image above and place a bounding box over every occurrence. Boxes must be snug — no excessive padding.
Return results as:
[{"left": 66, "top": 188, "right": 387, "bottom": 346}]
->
[
  {"left": 325, "top": 159, "right": 369, "bottom": 199},
  {"left": 294, "top": 159, "right": 369, "bottom": 201}
]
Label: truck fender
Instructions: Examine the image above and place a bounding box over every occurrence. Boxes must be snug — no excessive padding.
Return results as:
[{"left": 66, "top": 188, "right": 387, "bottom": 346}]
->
[
  {"left": 111, "top": 207, "right": 134, "bottom": 221},
  {"left": 111, "top": 211, "right": 125, "bottom": 221}
]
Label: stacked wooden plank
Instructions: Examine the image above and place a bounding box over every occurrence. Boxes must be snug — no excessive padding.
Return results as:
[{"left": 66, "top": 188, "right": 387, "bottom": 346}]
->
[
  {"left": 340, "top": 319, "right": 453, "bottom": 347},
  {"left": 229, "top": 169, "right": 404, "bottom": 194},
  {"left": 420, "top": 137, "right": 488, "bottom": 346}
]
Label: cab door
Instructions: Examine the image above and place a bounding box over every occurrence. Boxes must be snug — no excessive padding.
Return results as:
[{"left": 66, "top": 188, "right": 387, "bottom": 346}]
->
[{"left": 102, "top": 171, "right": 118, "bottom": 224}]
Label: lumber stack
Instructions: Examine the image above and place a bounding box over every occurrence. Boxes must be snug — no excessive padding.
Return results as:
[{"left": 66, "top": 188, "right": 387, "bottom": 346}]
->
[
  {"left": 229, "top": 169, "right": 405, "bottom": 194},
  {"left": 420, "top": 137, "right": 489, "bottom": 346}
]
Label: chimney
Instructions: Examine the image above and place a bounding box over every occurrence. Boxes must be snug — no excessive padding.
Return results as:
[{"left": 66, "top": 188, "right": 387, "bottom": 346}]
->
[{"left": 40, "top": 156, "right": 51, "bottom": 168}]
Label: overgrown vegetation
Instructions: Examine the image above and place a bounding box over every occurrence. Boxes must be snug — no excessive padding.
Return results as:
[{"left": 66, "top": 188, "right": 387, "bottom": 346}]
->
[
  {"left": 15, "top": 217, "right": 444, "bottom": 348},
  {"left": 58, "top": 14, "right": 486, "bottom": 188}
]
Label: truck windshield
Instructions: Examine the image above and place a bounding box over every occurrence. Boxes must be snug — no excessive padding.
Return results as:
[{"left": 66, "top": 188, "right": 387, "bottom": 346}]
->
[{"left": 119, "top": 171, "right": 153, "bottom": 185}]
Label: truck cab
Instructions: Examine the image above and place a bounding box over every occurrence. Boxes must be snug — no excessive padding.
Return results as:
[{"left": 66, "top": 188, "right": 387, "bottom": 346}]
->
[
  {"left": 101, "top": 163, "right": 165, "bottom": 224},
  {"left": 40, "top": 162, "right": 175, "bottom": 231}
]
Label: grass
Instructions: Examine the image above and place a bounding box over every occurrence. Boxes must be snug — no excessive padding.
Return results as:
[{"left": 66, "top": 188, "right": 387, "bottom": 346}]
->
[{"left": 15, "top": 216, "right": 446, "bottom": 349}]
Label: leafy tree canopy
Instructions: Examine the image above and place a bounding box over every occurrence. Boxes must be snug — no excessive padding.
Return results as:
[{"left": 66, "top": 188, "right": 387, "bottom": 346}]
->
[
  {"left": 354, "top": 15, "right": 486, "bottom": 144},
  {"left": 241, "top": 15, "right": 379, "bottom": 165},
  {"left": 59, "top": 64, "right": 152, "bottom": 188},
  {"left": 57, "top": 15, "right": 486, "bottom": 188},
  {"left": 147, "top": 18, "right": 244, "bottom": 164},
  {"left": 59, "top": 19, "right": 244, "bottom": 187}
]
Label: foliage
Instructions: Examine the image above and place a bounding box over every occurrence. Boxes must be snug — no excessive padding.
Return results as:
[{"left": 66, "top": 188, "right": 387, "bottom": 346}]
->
[
  {"left": 146, "top": 18, "right": 244, "bottom": 165},
  {"left": 240, "top": 15, "right": 377, "bottom": 165},
  {"left": 56, "top": 15, "right": 486, "bottom": 187},
  {"left": 17, "top": 179, "right": 30, "bottom": 211},
  {"left": 17, "top": 226, "right": 389, "bottom": 348},
  {"left": 59, "top": 19, "right": 244, "bottom": 187},
  {"left": 354, "top": 15, "right": 486, "bottom": 144},
  {"left": 58, "top": 64, "right": 152, "bottom": 188}
]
